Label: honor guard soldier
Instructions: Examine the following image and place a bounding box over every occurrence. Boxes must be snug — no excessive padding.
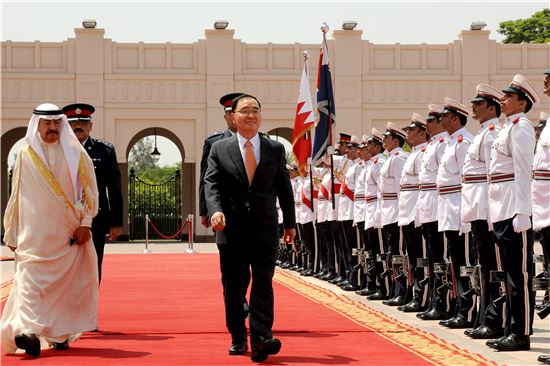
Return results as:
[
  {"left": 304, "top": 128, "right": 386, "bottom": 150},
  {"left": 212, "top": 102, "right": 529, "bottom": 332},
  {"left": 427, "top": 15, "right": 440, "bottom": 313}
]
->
[
  {"left": 397, "top": 113, "right": 429, "bottom": 313},
  {"left": 379, "top": 122, "right": 409, "bottom": 306},
  {"left": 199, "top": 92, "right": 244, "bottom": 228},
  {"left": 535, "top": 112, "right": 548, "bottom": 141},
  {"left": 363, "top": 129, "right": 388, "bottom": 299},
  {"left": 486, "top": 74, "right": 540, "bottom": 352},
  {"left": 297, "top": 166, "right": 316, "bottom": 276},
  {"left": 417, "top": 104, "right": 451, "bottom": 321},
  {"left": 437, "top": 97, "right": 476, "bottom": 329},
  {"left": 315, "top": 156, "right": 337, "bottom": 280},
  {"left": 330, "top": 136, "right": 352, "bottom": 286},
  {"left": 338, "top": 135, "right": 362, "bottom": 290},
  {"left": 535, "top": 69, "right": 550, "bottom": 366},
  {"left": 462, "top": 84, "right": 505, "bottom": 339},
  {"left": 353, "top": 136, "right": 371, "bottom": 294},
  {"left": 63, "top": 103, "right": 123, "bottom": 284}
]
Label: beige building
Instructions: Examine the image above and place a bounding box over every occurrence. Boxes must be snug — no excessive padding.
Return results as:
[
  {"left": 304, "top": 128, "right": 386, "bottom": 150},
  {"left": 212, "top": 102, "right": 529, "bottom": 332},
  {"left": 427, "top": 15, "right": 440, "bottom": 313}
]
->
[{"left": 1, "top": 24, "right": 549, "bottom": 239}]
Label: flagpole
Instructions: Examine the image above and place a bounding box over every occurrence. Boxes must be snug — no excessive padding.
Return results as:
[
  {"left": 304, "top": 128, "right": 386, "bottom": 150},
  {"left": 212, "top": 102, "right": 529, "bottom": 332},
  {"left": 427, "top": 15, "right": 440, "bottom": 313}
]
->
[
  {"left": 302, "top": 51, "right": 315, "bottom": 214},
  {"left": 321, "top": 25, "right": 336, "bottom": 211}
]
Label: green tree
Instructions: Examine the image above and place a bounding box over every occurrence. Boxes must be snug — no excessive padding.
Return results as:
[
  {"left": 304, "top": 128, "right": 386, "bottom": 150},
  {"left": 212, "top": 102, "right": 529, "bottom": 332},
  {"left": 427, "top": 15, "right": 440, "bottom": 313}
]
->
[
  {"left": 498, "top": 8, "right": 550, "bottom": 44},
  {"left": 128, "top": 138, "right": 157, "bottom": 173}
]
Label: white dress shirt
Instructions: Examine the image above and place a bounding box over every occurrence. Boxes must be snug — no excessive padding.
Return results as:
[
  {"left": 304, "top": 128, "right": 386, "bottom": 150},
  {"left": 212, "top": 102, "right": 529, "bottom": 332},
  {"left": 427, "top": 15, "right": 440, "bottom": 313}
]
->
[
  {"left": 379, "top": 147, "right": 408, "bottom": 226},
  {"left": 398, "top": 142, "right": 427, "bottom": 226},
  {"left": 236, "top": 132, "right": 261, "bottom": 166}
]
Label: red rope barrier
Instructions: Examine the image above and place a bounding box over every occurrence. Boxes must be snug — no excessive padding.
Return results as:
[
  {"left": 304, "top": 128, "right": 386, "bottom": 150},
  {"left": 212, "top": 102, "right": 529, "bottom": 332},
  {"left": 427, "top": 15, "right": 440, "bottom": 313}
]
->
[{"left": 148, "top": 218, "right": 190, "bottom": 240}]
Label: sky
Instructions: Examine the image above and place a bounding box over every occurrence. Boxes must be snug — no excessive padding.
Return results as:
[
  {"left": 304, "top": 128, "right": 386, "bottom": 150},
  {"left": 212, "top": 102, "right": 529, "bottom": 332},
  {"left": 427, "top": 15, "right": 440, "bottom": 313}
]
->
[{"left": 3, "top": 1, "right": 548, "bottom": 166}]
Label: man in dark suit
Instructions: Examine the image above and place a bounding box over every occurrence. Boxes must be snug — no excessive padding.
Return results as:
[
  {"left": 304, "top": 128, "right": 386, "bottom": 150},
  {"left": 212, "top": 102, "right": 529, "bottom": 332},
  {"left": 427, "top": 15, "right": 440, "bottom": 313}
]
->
[
  {"left": 199, "top": 92, "right": 243, "bottom": 228},
  {"left": 205, "top": 94, "right": 296, "bottom": 362},
  {"left": 63, "top": 103, "right": 123, "bottom": 283}
]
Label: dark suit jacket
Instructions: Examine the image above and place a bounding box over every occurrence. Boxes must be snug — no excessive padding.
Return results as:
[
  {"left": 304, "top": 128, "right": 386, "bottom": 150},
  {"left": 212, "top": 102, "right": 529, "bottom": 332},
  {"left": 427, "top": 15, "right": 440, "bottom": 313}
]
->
[
  {"left": 199, "top": 129, "right": 233, "bottom": 216},
  {"left": 83, "top": 137, "right": 123, "bottom": 234},
  {"left": 204, "top": 134, "right": 295, "bottom": 246}
]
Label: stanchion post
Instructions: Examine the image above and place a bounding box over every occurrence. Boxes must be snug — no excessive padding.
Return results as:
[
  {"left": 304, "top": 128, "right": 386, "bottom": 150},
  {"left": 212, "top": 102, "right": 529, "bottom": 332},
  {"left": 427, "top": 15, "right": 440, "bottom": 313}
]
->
[
  {"left": 143, "top": 213, "right": 152, "bottom": 254},
  {"left": 185, "top": 214, "right": 196, "bottom": 254}
]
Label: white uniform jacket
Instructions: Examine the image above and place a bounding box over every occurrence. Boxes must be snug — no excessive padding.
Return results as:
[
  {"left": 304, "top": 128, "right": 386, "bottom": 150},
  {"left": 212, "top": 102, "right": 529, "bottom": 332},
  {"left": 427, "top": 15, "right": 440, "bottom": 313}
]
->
[
  {"left": 379, "top": 147, "right": 408, "bottom": 227},
  {"left": 488, "top": 113, "right": 535, "bottom": 224},
  {"left": 437, "top": 127, "right": 473, "bottom": 231},
  {"left": 398, "top": 142, "right": 427, "bottom": 226},
  {"left": 353, "top": 160, "right": 369, "bottom": 226},
  {"left": 532, "top": 125, "right": 550, "bottom": 231},
  {"left": 365, "top": 154, "right": 386, "bottom": 229},
  {"left": 461, "top": 118, "right": 500, "bottom": 223},
  {"left": 418, "top": 132, "right": 449, "bottom": 224},
  {"left": 338, "top": 158, "right": 360, "bottom": 221}
]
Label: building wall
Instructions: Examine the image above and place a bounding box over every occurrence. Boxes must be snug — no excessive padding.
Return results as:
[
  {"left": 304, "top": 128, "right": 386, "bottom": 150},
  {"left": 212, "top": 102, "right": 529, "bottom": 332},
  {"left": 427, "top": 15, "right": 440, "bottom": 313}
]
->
[{"left": 2, "top": 26, "right": 549, "bottom": 238}]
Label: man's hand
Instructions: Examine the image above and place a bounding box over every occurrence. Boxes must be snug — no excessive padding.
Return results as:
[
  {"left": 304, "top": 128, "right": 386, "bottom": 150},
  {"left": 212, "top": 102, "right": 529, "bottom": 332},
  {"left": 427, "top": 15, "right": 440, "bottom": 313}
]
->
[
  {"left": 201, "top": 215, "right": 211, "bottom": 228},
  {"left": 108, "top": 226, "right": 122, "bottom": 241},
  {"left": 72, "top": 227, "right": 92, "bottom": 246},
  {"left": 283, "top": 228, "right": 296, "bottom": 244},
  {"left": 210, "top": 212, "right": 226, "bottom": 231}
]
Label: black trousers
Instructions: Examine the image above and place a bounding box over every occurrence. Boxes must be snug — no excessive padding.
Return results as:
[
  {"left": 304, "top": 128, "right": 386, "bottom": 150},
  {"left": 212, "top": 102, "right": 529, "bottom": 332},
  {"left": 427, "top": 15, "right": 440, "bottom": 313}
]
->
[
  {"left": 493, "top": 217, "right": 535, "bottom": 336},
  {"left": 382, "top": 222, "right": 407, "bottom": 299},
  {"left": 471, "top": 220, "right": 504, "bottom": 329},
  {"left": 318, "top": 222, "right": 336, "bottom": 274},
  {"left": 341, "top": 220, "right": 357, "bottom": 284},
  {"left": 422, "top": 221, "right": 451, "bottom": 313},
  {"left": 298, "top": 222, "right": 315, "bottom": 271},
  {"left": 445, "top": 230, "right": 477, "bottom": 322},
  {"left": 218, "top": 242, "right": 275, "bottom": 344},
  {"left": 366, "top": 227, "right": 389, "bottom": 295},
  {"left": 356, "top": 222, "right": 371, "bottom": 290},
  {"left": 402, "top": 222, "right": 427, "bottom": 307},
  {"left": 92, "top": 224, "right": 106, "bottom": 283}
]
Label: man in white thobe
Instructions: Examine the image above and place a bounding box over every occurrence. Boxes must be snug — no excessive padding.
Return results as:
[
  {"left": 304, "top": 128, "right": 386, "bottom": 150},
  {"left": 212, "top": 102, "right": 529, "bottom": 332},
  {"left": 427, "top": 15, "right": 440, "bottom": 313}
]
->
[{"left": 1, "top": 103, "right": 99, "bottom": 357}]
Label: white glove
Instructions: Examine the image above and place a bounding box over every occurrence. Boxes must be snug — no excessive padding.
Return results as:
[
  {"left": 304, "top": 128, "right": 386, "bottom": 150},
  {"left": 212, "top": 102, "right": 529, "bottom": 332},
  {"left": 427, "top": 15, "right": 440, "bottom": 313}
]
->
[
  {"left": 512, "top": 214, "right": 531, "bottom": 233},
  {"left": 459, "top": 222, "right": 471, "bottom": 236},
  {"left": 414, "top": 214, "right": 421, "bottom": 228},
  {"left": 487, "top": 221, "right": 493, "bottom": 232}
]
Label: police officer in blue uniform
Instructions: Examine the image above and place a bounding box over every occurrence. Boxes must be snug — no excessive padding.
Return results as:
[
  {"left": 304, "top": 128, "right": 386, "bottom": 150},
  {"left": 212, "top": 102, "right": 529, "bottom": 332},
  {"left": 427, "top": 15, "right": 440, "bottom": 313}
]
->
[{"left": 63, "top": 103, "right": 123, "bottom": 283}]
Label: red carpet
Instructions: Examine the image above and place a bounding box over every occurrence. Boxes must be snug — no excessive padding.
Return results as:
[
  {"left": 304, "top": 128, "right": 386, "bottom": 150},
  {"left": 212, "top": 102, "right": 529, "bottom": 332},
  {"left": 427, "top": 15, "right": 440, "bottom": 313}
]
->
[{"left": 1, "top": 254, "right": 498, "bottom": 365}]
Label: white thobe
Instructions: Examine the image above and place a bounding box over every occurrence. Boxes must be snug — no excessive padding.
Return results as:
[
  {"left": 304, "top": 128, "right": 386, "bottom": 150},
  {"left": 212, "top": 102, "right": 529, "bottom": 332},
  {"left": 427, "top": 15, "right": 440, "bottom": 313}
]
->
[{"left": 2, "top": 143, "right": 99, "bottom": 353}]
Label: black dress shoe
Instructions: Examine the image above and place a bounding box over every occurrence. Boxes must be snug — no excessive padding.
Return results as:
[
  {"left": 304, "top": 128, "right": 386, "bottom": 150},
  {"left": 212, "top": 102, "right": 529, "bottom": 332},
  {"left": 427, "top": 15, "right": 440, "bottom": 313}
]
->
[
  {"left": 468, "top": 325, "right": 504, "bottom": 339},
  {"left": 398, "top": 301, "right": 425, "bottom": 313},
  {"left": 486, "top": 335, "right": 507, "bottom": 348},
  {"left": 228, "top": 341, "right": 248, "bottom": 355},
  {"left": 417, "top": 309, "right": 449, "bottom": 321},
  {"left": 342, "top": 284, "right": 358, "bottom": 291},
  {"left": 52, "top": 340, "right": 69, "bottom": 351},
  {"left": 489, "top": 333, "right": 530, "bottom": 351},
  {"left": 251, "top": 337, "right": 281, "bottom": 362},
  {"left": 337, "top": 280, "right": 349, "bottom": 288},
  {"left": 464, "top": 328, "right": 474, "bottom": 337},
  {"left": 14, "top": 334, "right": 41, "bottom": 357},
  {"left": 329, "top": 275, "right": 344, "bottom": 284},
  {"left": 367, "top": 290, "right": 389, "bottom": 301},
  {"left": 383, "top": 296, "right": 405, "bottom": 306},
  {"left": 322, "top": 272, "right": 337, "bottom": 281},
  {"left": 537, "top": 354, "right": 550, "bottom": 363},
  {"left": 440, "top": 317, "right": 472, "bottom": 329}
]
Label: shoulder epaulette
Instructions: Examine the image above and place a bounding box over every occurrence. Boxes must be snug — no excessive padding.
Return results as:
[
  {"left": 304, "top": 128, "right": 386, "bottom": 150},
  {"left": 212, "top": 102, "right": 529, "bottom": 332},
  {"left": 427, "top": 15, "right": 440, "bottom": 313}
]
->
[
  {"left": 94, "top": 138, "right": 114, "bottom": 149},
  {"left": 207, "top": 131, "right": 224, "bottom": 138}
]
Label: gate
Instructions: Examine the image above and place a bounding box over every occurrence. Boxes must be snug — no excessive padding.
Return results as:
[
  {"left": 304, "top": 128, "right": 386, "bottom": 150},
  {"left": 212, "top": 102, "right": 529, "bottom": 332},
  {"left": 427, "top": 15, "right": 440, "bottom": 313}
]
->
[{"left": 129, "top": 167, "right": 183, "bottom": 240}]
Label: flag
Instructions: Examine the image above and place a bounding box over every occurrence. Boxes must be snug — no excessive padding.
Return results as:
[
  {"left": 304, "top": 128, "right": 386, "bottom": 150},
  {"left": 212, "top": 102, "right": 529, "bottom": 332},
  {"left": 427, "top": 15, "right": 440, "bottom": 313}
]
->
[
  {"left": 292, "top": 54, "right": 315, "bottom": 175},
  {"left": 311, "top": 29, "right": 335, "bottom": 164}
]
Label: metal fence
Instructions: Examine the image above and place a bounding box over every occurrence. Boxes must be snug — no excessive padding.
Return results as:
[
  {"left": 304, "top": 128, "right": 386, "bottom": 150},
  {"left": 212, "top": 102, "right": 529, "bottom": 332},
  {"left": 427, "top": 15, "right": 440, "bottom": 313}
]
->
[{"left": 128, "top": 168, "right": 183, "bottom": 240}]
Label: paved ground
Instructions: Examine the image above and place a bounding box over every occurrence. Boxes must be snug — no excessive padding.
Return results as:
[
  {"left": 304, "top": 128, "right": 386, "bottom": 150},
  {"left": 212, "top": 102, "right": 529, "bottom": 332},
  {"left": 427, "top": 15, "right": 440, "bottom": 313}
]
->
[{"left": 1, "top": 241, "right": 549, "bottom": 365}]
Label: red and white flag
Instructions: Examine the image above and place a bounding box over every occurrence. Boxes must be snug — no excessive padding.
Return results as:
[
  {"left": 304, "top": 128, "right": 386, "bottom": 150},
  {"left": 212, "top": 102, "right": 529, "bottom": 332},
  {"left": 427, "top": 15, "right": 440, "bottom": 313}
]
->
[{"left": 292, "top": 53, "right": 315, "bottom": 175}]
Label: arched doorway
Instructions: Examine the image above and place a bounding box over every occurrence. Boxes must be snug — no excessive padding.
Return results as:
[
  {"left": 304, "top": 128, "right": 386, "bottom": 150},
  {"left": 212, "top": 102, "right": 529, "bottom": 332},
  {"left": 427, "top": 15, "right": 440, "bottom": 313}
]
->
[{"left": 125, "top": 127, "right": 192, "bottom": 241}]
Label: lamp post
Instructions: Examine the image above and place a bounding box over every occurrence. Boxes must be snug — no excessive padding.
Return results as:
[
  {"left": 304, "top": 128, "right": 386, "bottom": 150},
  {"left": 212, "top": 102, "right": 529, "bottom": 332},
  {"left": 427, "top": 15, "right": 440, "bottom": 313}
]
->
[{"left": 151, "top": 128, "right": 161, "bottom": 164}]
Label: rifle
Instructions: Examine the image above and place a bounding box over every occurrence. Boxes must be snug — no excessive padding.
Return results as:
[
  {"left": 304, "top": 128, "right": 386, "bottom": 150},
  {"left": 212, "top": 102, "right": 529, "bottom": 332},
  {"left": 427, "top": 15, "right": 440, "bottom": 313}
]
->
[
  {"left": 416, "top": 257, "right": 430, "bottom": 288},
  {"left": 434, "top": 262, "right": 452, "bottom": 295},
  {"left": 460, "top": 265, "right": 480, "bottom": 300},
  {"left": 490, "top": 270, "right": 507, "bottom": 307}
]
